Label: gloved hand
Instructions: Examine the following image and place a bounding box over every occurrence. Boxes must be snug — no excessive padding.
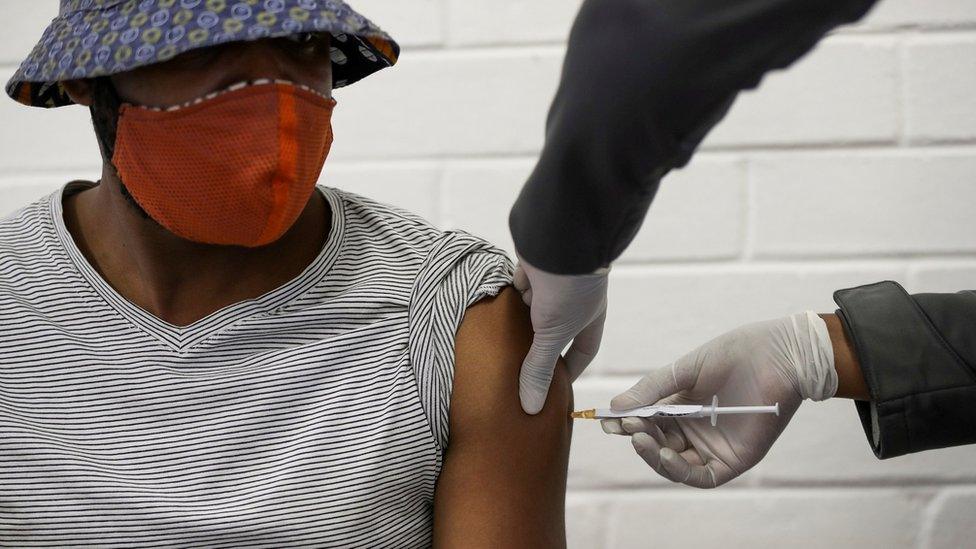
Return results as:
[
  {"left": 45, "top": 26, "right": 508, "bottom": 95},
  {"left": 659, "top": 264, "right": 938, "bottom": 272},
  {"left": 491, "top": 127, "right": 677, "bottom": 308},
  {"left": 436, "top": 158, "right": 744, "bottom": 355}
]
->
[
  {"left": 603, "top": 311, "right": 837, "bottom": 488},
  {"left": 515, "top": 254, "right": 609, "bottom": 414}
]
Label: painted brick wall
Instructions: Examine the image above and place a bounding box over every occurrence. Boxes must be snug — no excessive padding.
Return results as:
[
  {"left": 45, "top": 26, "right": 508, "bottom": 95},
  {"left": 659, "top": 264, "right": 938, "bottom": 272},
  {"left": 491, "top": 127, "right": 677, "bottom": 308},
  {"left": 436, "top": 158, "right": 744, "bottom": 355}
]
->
[{"left": 2, "top": 1, "right": 975, "bottom": 547}]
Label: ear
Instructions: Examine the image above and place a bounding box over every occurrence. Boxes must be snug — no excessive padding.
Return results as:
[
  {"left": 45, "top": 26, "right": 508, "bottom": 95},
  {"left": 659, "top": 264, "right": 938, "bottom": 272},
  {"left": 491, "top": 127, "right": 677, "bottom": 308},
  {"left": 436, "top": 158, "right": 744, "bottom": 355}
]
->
[{"left": 60, "top": 79, "right": 94, "bottom": 106}]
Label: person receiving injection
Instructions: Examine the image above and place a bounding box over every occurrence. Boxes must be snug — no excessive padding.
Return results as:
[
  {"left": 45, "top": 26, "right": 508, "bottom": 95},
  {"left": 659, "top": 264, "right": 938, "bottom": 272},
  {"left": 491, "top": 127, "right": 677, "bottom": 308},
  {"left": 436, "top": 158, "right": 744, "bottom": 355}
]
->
[{"left": 512, "top": 0, "right": 976, "bottom": 488}]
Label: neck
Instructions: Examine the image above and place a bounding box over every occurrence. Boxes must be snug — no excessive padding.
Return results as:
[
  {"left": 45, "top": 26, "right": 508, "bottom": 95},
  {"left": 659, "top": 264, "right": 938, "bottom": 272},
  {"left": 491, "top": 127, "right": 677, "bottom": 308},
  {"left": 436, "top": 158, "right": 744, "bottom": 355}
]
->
[{"left": 63, "top": 165, "right": 330, "bottom": 327}]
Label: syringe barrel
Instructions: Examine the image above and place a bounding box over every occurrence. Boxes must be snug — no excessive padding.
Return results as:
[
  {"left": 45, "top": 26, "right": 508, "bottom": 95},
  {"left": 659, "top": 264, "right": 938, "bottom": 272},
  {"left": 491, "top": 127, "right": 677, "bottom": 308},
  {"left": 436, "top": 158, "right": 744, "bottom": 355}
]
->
[{"left": 711, "top": 406, "right": 779, "bottom": 415}]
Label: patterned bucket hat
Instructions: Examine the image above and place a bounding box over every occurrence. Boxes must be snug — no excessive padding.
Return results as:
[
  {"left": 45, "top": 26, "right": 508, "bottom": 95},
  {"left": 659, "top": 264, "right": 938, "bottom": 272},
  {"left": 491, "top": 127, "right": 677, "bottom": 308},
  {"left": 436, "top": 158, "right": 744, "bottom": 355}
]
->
[{"left": 5, "top": 0, "right": 399, "bottom": 108}]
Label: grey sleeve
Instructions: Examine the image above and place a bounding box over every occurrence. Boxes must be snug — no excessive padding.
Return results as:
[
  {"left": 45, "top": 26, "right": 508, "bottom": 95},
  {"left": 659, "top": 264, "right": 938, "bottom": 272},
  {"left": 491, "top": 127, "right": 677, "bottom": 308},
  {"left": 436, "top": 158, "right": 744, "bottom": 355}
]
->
[
  {"left": 510, "top": 0, "right": 880, "bottom": 274},
  {"left": 834, "top": 282, "right": 976, "bottom": 459}
]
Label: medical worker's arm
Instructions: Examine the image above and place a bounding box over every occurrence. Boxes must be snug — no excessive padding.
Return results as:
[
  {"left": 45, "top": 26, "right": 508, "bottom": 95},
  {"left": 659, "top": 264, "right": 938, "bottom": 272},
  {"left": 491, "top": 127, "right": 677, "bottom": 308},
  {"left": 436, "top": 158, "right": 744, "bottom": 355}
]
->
[
  {"left": 433, "top": 287, "right": 572, "bottom": 549},
  {"left": 833, "top": 282, "right": 976, "bottom": 458},
  {"left": 512, "top": 0, "right": 882, "bottom": 415},
  {"left": 607, "top": 283, "right": 976, "bottom": 488},
  {"left": 509, "top": 0, "right": 881, "bottom": 275}
]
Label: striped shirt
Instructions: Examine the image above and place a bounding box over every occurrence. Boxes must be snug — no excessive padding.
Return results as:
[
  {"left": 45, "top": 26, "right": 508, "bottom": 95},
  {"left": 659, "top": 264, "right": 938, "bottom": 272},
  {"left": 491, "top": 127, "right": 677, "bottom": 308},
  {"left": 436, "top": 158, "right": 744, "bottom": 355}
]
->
[{"left": 0, "top": 181, "right": 513, "bottom": 548}]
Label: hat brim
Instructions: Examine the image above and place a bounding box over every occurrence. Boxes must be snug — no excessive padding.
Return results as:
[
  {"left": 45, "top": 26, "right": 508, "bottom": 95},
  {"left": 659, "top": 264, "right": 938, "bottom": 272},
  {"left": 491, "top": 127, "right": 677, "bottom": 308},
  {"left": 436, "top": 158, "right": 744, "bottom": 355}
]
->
[{"left": 5, "top": 0, "right": 399, "bottom": 108}]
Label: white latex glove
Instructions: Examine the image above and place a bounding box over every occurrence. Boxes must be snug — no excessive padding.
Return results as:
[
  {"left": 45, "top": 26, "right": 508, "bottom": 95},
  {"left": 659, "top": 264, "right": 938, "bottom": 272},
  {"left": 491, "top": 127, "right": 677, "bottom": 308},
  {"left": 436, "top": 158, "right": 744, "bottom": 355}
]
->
[
  {"left": 603, "top": 311, "right": 836, "bottom": 488},
  {"left": 515, "top": 254, "right": 609, "bottom": 414}
]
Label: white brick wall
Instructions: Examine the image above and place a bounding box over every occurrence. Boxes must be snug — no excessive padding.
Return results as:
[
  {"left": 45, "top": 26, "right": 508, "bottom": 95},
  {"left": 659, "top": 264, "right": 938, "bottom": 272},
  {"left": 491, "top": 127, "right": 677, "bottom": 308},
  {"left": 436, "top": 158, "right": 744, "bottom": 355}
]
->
[
  {"left": 2, "top": 1, "right": 974, "bottom": 547},
  {"left": 446, "top": 0, "right": 583, "bottom": 46},
  {"left": 924, "top": 490, "right": 976, "bottom": 549},
  {"left": 703, "top": 36, "right": 901, "bottom": 148},
  {"left": 750, "top": 150, "right": 976, "bottom": 257},
  {"left": 603, "top": 489, "right": 928, "bottom": 548},
  {"left": 856, "top": 0, "right": 976, "bottom": 30},
  {"left": 905, "top": 36, "right": 976, "bottom": 143}
]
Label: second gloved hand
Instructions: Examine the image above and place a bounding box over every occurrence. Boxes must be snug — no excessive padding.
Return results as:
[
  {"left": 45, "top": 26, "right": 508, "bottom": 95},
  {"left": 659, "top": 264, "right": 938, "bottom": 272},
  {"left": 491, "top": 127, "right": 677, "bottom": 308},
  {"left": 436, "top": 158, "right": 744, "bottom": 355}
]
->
[
  {"left": 603, "top": 311, "right": 837, "bottom": 488},
  {"left": 515, "top": 253, "right": 609, "bottom": 414}
]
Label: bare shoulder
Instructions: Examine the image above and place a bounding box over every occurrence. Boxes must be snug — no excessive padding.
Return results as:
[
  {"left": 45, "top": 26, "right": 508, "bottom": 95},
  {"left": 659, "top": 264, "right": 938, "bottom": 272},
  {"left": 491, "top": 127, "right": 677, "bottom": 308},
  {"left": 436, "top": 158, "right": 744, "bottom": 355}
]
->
[
  {"left": 452, "top": 286, "right": 573, "bottom": 432},
  {"left": 433, "top": 285, "right": 572, "bottom": 549}
]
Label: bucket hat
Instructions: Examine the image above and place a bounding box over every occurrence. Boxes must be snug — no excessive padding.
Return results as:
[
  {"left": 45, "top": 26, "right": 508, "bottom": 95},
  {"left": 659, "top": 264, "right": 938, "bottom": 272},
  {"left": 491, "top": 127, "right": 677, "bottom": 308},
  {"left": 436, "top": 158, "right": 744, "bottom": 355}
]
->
[{"left": 5, "top": 0, "right": 399, "bottom": 108}]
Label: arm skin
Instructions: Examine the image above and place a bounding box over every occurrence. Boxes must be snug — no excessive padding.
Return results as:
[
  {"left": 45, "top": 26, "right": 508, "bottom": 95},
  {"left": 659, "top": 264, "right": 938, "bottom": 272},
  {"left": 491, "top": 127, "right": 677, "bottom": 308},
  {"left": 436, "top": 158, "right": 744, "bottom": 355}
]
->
[
  {"left": 821, "top": 313, "right": 869, "bottom": 401},
  {"left": 433, "top": 287, "right": 573, "bottom": 549},
  {"left": 510, "top": 0, "right": 881, "bottom": 274}
]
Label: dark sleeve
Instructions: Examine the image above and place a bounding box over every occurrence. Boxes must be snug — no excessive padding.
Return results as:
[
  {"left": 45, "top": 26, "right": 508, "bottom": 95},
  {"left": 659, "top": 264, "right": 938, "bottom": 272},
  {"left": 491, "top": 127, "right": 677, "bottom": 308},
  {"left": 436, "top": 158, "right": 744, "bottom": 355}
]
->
[
  {"left": 510, "top": 0, "right": 880, "bottom": 274},
  {"left": 833, "top": 282, "right": 976, "bottom": 459}
]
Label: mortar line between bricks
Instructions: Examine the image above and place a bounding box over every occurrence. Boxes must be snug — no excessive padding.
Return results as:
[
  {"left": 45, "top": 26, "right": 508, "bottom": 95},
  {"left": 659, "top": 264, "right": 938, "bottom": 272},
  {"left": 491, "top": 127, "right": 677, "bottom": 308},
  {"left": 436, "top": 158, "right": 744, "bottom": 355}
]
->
[
  {"left": 839, "top": 23, "right": 976, "bottom": 36},
  {"left": 349, "top": 141, "right": 976, "bottom": 158},
  {"left": 567, "top": 483, "right": 976, "bottom": 494},
  {"left": 758, "top": 479, "right": 976, "bottom": 489},
  {"left": 8, "top": 145, "right": 976, "bottom": 176},
  {"left": 389, "top": 25, "right": 976, "bottom": 53},
  {"left": 743, "top": 250, "right": 976, "bottom": 262},
  {"left": 379, "top": 44, "right": 570, "bottom": 59},
  {"left": 700, "top": 139, "right": 976, "bottom": 153},
  {"left": 609, "top": 254, "right": 976, "bottom": 271},
  {"left": 318, "top": 142, "right": 976, "bottom": 164}
]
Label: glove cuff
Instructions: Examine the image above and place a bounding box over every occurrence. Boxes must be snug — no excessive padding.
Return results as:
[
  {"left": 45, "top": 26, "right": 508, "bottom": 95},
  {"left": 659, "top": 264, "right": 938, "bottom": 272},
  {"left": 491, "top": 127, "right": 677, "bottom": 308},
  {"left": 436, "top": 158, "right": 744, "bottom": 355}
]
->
[{"left": 791, "top": 311, "right": 838, "bottom": 401}]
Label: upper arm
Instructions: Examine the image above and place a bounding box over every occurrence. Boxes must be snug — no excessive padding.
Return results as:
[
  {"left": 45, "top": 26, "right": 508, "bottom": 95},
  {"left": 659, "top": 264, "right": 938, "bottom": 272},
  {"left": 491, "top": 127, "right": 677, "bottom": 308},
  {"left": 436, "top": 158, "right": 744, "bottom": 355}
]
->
[{"left": 432, "top": 286, "right": 573, "bottom": 549}]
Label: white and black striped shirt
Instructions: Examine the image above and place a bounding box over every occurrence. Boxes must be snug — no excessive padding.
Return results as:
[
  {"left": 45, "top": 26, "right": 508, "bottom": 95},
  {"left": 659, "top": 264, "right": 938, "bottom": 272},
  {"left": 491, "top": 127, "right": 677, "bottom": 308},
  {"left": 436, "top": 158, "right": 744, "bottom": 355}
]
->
[{"left": 0, "top": 181, "right": 513, "bottom": 547}]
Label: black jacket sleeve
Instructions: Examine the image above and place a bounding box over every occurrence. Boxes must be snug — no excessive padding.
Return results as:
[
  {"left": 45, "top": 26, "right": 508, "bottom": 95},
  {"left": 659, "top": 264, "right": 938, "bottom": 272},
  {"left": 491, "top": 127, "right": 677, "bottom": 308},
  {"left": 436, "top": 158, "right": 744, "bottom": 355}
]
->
[
  {"left": 509, "top": 0, "right": 880, "bottom": 274},
  {"left": 834, "top": 282, "right": 976, "bottom": 459}
]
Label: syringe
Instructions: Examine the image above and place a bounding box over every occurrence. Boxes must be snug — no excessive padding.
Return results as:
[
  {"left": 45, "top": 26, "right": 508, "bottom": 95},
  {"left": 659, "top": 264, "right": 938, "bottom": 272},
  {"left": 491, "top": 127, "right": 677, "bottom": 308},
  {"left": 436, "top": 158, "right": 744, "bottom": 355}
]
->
[{"left": 571, "top": 395, "right": 779, "bottom": 426}]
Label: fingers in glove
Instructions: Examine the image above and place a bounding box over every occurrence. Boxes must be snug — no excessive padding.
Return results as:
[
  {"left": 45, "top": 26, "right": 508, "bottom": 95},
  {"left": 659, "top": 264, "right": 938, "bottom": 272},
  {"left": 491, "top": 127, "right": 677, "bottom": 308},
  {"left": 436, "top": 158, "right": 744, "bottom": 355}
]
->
[
  {"left": 657, "top": 447, "right": 739, "bottom": 489},
  {"left": 619, "top": 416, "right": 646, "bottom": 435},
  {"left": 678, "top": 448, "right": 707, "bottom": 467},
  {"left": 631, "top": 432, "right": 665, "bottom": 472},
  {"left": 565, "top": 311, "right": 607, "bottom": 382},
  {"left": 601, "top": 419, "right": 625, "bottom": 435},
  {"left": 622, "top": 418, "right": 687, "bottom": 452},
  {"left": 513, "top": 267, "right": 532, "bottom": 306},
  {"left": 658, "top": 447, "right": 715, "bottom": 488},
  {"left": 513, "top": 264, "right": 529, "bottom": 292},
  {"left": 642, "top": 422, "right": 669, "bottom": 448},
  {"left": 632, "top": 433, "right": 732, "bottom": 488},
  {"left": 518, "top": 339, "right": 565, "bottom": 415},
  {"left": 656, "top": 418, "right": 691, "bottom": 452},
  {"left": 611, "top": 361, "right": 692, "bottom": 411}
]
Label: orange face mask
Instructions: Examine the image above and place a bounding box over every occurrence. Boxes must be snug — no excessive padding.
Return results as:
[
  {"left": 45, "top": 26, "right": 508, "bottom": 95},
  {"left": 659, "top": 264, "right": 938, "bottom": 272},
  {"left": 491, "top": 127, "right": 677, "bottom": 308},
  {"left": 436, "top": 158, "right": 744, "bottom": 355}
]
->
[{"left": 112, "top": 81, "right": 336, "bottom": 247}]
